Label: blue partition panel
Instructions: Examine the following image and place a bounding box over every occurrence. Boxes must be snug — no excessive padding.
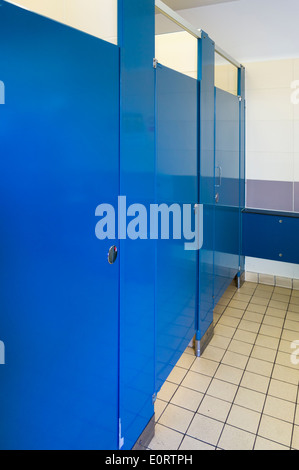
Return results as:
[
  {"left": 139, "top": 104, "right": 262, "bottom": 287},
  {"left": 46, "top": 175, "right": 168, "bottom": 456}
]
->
[
  {"left": 118, "top": 0, "right": 156, "bottom": 450},
  {"left": 243, "top": 209, "right": 299, "bottom": 264},
  {"left": 197, "top": 34, "right": 215, "bottom": 343},
  {"left": 214, "top": 88, "right": 240, "bottom": 303},
  {"left": 0, "top": 3, "right": 120, "bottom": 449},
  {"left": 155, "top": 65, "right": 198, "bottom": 391}
]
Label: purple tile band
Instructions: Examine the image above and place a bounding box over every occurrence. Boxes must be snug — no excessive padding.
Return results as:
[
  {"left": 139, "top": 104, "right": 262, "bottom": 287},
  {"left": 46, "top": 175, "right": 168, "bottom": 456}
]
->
[{"left": 246, "top": 180, "right": 294, "bottom": 212}]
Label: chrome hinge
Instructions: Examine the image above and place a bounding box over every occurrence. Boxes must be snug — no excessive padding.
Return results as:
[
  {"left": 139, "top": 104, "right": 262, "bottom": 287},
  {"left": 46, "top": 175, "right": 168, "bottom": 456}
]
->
[
  {"left": 153, "top": 58, "right": 158, "bottom": 69},
  {"left": 238, "top": 95, "right": 242, "bottom": 102},
  {"left": 152, "top": 393, "right": 157, "bottom": 405}
]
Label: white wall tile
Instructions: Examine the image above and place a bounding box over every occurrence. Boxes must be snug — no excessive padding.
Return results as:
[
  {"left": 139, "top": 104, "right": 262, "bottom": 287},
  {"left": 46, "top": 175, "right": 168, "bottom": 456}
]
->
[
  {"left": 246, "top": 151, "right": 294, "bottom": 182},
  {"left": 245, "top": 60, "right": 293, "bottom": 91},
  {"left": 246, "top": 120, "right": 293, "bottom": 154},
  {"left": 246, "top": 88, "right": 293, "bottom": 122}
]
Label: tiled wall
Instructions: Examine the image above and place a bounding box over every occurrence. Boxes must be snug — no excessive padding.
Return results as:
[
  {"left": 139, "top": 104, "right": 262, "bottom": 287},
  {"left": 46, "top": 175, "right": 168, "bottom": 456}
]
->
[
  {"left": 5, "top": 0, "right": 118, "bottom": 44},
  {"left": 245, "top": 59, "right": 299, "bottom": 213}
]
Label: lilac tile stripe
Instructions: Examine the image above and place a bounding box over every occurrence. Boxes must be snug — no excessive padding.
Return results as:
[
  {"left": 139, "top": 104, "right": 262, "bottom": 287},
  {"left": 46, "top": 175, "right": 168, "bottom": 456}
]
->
[
  {"left": 295, "top": 182, "right": 299, "bottom": 213},
  {"left": 246, "top": 180, "right": 294, "bottom": 212}
]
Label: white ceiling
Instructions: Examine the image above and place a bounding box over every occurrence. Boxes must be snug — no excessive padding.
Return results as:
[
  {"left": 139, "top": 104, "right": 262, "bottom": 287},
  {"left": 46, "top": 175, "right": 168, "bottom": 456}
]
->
[
  {"left": 156, "top": 0, "right": 299, "bottom": 63},
  {"left": 162, "top": 0, "right": 239, "bottom": 9}
]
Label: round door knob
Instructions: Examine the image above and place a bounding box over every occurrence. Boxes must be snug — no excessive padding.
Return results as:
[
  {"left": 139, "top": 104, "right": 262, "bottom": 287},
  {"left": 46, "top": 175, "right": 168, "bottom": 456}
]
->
[{"left": 108, "top": 246, "right": 118, "bottom": 265}]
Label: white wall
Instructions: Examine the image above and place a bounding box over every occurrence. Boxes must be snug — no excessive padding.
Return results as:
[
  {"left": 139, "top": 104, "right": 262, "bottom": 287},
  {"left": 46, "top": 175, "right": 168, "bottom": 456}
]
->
[{"left": 6, "top": 0, "right": 118, "bottom": 45}]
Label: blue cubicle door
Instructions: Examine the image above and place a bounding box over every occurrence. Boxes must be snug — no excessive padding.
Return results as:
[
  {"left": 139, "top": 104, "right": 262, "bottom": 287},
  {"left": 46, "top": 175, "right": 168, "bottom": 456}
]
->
[
  {"left": 214, "top": 88, "right": 240, "bottom": 303},
  {"left": 0, "top": 3, "right": 120, "bottom": 449},
  {"left": 155, "top": 65, "right": 198, "bottom": 391}
]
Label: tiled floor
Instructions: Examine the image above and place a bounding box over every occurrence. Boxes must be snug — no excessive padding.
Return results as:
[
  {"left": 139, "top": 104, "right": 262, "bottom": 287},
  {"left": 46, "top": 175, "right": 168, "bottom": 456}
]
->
[{"left": 149, "top": 281, "right": 299, "bottom": 450}]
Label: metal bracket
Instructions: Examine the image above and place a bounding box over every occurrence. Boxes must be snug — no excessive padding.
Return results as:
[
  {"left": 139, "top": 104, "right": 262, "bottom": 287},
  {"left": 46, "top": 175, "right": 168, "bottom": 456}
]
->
[
  {"left": 153, "top": 58, "right": 158, "bottom": 69},
  {"left": 152, "top": 393, "right": 157, "bottom": 405}
]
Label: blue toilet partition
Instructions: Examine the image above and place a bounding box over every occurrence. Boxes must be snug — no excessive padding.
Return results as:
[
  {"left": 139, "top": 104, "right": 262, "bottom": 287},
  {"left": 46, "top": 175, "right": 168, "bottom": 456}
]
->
[
  {"left": 0, "top": 2, "right": 120, "bottom": 449},
  {"left": 214, "top": 88, "right": 241, "bottom": 304},
  {"left": 155, "top": 65, "right": 198, "bottom": 392}
]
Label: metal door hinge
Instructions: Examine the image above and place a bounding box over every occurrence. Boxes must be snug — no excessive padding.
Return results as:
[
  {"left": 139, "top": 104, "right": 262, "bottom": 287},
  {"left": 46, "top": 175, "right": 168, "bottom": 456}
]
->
[
  {"left": 238, "top": 95, "right": 242, "bottom": 102},
  {"left": 153, "top": 58, "right": 158, "bottom": 69},
  {"left": 152, "top": 393, "right": 157, "bottom": 405}
]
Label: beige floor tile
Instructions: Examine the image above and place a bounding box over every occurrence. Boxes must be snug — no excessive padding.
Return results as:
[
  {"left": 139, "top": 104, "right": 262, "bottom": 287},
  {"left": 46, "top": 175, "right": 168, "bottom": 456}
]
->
[
  {"left": 228, "top": 299, "right": 249, "bottom": 310},
  {"left": 281, "top": 328, "right": 299, "bottom": 342},
  {"left": 181, "top": 371, "right": 212, "bottom": 394},
  {"left": 238, "top": 319, "right": 260, "bottom": 333},
  {"left": 218, "top": 424, "right": 255, "bottom": 450},
  {"left": 276, "top": 350, "right": 299, "bottom": 369},
  {"left": 159, "top": 404, "right": 194, "bottom": 433},
  {"left": 155, "top": 399, "right": 168, "bottom": 421},
  {"left": 263, "top": 315, "right": 284, "bottom": 328},
  {"left": 265, "top": 307, "right": 287, "bottom": 318},
  {"left": 176, "top": 352, "right": 196, "bottom": 370},
  {"left": 271, "top": 293, "right": 291, "bottom": 303},
  {"left": 279, "top": 338, "right": 294, "bottom": 354},
  {"left": 234, "top": 387, "right": 266, "bottom": 413},
  {"left": 251, "top": 345, "right": 277, "bottom": 363},
  {"left": 166, "top": 366, "right": 188, "bottom": 385},
  {"left": 288, "top": 304, "right": 299, "bottom": 314},
  {"left": 228, "top": 339, "right": 253, "bottom": 356},
  {"left": 149, "top": 424, "right": 183, "bottom": 450},
  {"left": 290, "top": 296, "right": 299, "bottom": 306},
  {"left": 227, "top": 404, "right": 260, "bottom": 433},
  {"left": 250, "top": 296, "right": 270, "bottom": 307},
  {"left": 157, "top": 381, "right": 178, "bottom": 402},
  {"left": 187, "top": 414, "right": 224, "bottom": 447},
  {"left": 208, "top": 334, "right": 231, "bottom": 350},
  {"left": 170, "top": 386, "right": 204, "bottom": 412},
  {"left": 222, "top": 307, "right": 244, "bottom": 319},
  {"left": 233, "top": 329, "right": 257, "bottom": 344},
  {"left": 246, "top": 357, "right": 273, "bottom": 377},
  {"left": 259, "top": 324, "right": 282, "bottom": 339},
  {"left": 214, "top": 324, "right": 236, "bottom": 339},
  {"left": 292, "top": 425, "right": 299, "bottom": 450},
  {"left": 243, "top": 310, "right": 264, "bottom": 323},
  {"left": 284, "top": 319, "right": 299, "bottom": 332},
  {"left": 255, "top": 334, "right": 280, "bottom": 350},
  {"left": 233, "top": 293, "right": 252, "bottom": 303},
  {"left": 197, "top": 395, "right": 231, "bottom": 423},
  {"left": 263, "top": 396, "right": 295, "bottom": 423},
  {"left": 218, "top": 316, "right": 240, "bottom": 328},
  {"left": 221, "top": 350, "right": 248, "bottom": 370},
  {"left": 286, "top": 311, "right": 299, "bottom": 322},
  {"left": 268, "top": 300, "right": 289, "bottom": 310},
  {"left": 200, "top": 345, "right": 225, "bottom": 362},
  {"left": 240, "top": 371, "right": 270, "bottom": 394},
  {"left": 179, "top": 435, "right": 215, "bottom": 450},
  {"left": 190, "top": 357, "right": 219, "bottom": 377},
  {"left": 258, "top": 414, "right": 293, "bottom": 447},
  {"left": 274, "top": 286, "right": 291, "bottom": 295},
  {"left": 214, "top": 364, "right": 243, "bottom": 385},
  {"left": 207, "top": 378, "right": 238, "bottom": 402},
  {"left": 272, "top": 364, "right": 299, "bottom": 385},
  {"left": 268, "top": 379, "right": 298, "bottom": 403},
  {"left": 254, "top": 436, "right": 289, "bottom": 450},
  {"left": 247, "top": 303, "right": 267, "bottom": 314}
]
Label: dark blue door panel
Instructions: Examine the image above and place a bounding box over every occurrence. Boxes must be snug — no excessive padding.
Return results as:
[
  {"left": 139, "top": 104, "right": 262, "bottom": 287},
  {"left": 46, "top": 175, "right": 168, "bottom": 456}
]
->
[
  {"left": 214, "top": 88, "right": 240, "bottom": 303},
  {"left": 0, "top": 3, "right": 119, "bottom": 449},
  {"left": 155, "top": 66, "right": 197, "bottom": 391}
]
